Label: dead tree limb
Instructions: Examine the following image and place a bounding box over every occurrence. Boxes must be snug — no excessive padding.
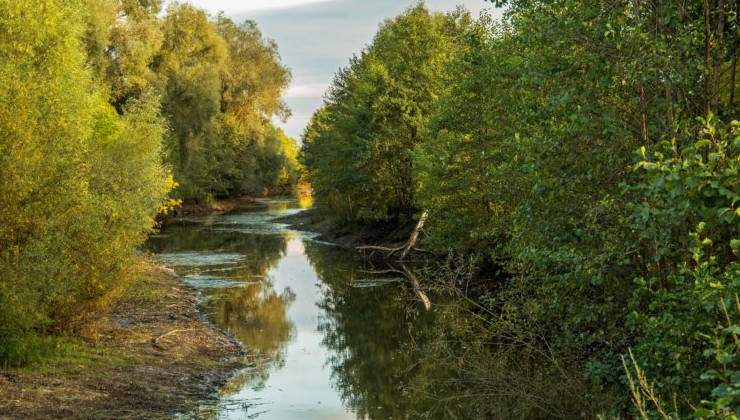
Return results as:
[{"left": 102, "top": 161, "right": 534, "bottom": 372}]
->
[
  {"left": 357, "top": 263, "right": 432, "bottom": 310},
  {"left": 400, "top": 210, "right": 428, "bottom": 260},
  {"left": 399, "top": 263, "right": 431, "bottom": 311},
  {"left": 356, "top": 210, "right": 429, "bottom": 261}
]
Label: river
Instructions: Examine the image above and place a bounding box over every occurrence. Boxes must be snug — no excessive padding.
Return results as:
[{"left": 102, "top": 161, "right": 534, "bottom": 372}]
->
[
  {"left": 145, "top": 197, "right": 615, "bottom": 419},
  {"left": 145, "top": 198, "right": 440, "bottom": 419}
]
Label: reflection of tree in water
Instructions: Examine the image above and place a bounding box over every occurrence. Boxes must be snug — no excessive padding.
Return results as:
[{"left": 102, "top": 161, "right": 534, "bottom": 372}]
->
[
  {"left": 296, "top": 192, "right": 313, "bottom": 209},
  {"left": 304, "top": 242, "right": 437, "bottom": 419},
  {"left": 402, "top": 295, "right": 626, "bottom": 419},
  {"left": 306, "top": 241, "right": 615, "bottom": 419},
  {"left": 210, "top": 281, "right": 296, "bottom": 391},
  {"left": 145, "top": 220, "right": 297, "bottom": 392}
]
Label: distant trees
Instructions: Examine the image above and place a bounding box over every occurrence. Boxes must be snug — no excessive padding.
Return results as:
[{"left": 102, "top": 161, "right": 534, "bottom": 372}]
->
[
  {"left": 83, "top": 0, "right": 299, "bottom": 201},
  {"left": 302, "top": 0, "right": 740, "bottom": 416},
  {"left": 0, "top": 0, "right": 297, "bottom": 365},
  {"left": 302, "top": 5, "right": 471, "bottom": 223},
  {"left": 154, "top": 4, "right": 298, "bottom": 200}
]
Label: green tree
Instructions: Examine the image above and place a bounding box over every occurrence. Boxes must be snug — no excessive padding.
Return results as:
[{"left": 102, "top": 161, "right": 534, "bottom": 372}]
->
[
  {"left": 82, "top": 0, "right": 164, "bottom": 110},
  {"left": 153, "top": 5, "right": 296, "bottom": 200},
  {"left": 0, "top": 0, "right": 172, "bottom": 364},
  {"left": 418, "top": 0, "right": 740, "bottom": 415},
  {"left": 302, "top": 5, "right": 471, "bottom": 223},
  {"left": 216, "top": 15, "right": 290, "bottom": 135},
  {"left": 155, "top": 3, "right": 226, "bottom": 199}
]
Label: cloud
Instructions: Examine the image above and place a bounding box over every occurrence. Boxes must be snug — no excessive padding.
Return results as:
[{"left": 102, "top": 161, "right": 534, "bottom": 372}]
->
[
  {"left": 285, "top": 83, "right": 328, "bottom": 99},
  {"left": 175, "top": 0, "right": 340, "bottom": 14},
  {"left": 233, "top": 0, "right": 504, "bottom": 139}
]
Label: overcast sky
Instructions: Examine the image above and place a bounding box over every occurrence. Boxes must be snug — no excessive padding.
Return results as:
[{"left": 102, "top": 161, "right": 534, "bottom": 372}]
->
[{"left": 176, "top": 0, "right": 503, "bottom": 139}]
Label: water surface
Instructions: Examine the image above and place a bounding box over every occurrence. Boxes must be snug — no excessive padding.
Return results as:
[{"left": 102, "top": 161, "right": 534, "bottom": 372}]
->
[{"left": 146, "top": 199, "right": 433, "bottom": 419}]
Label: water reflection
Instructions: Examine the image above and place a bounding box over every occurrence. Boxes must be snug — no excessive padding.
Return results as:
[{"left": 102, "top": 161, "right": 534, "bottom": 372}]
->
[
  {"left": 304, "top": 242, "right": 437, "bottom": 419},
  {"left": 147, "top": 198, "right": 437, "bottom": 419},
  {"left": 145, "top": 203, "right": 300, "bottom": 401},
  {"left": 146, "top": 198, "right": 617, "bottom": 419},
  {"left": 211, "top": 283, "right": 296, "bottom": 390},
  {"left": 147, "top": 225, "right": 289, "bottom": 286}
]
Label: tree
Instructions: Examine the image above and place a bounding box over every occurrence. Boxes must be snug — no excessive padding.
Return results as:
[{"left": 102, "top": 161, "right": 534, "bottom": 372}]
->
[
  {"left": 0, "top": 0, "right": 172, "bottom": 364},
  {"left": 155, "top": 2, "right": 226, "bottom": 198},
  {"left": 153, "top": 5, "right": 296, "bottom": 200},
  {"left": 302, "top": 5, "right": 471, "bottom": 223}
]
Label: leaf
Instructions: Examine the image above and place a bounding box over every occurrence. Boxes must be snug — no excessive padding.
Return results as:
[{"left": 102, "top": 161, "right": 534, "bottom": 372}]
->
[
  {"left": 694, "top": 408, "right": 714, "bottom": 418},
  {"left": 696, "top": 139, "right": 712, "bottom": 149},
  {"left": 716, "top": 354, "right": 735, "bottom": 364}
]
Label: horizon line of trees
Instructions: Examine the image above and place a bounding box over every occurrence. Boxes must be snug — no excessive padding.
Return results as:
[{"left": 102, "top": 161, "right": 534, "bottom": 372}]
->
[
  {"left": 301, "top": 1, "right": 740, "bottom": 417},
  {"left": 0, "top": 0, "right": 298, "bottom": 365}
]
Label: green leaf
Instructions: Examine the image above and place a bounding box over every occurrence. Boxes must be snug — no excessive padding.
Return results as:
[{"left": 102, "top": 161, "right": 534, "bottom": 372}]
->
[
  {"left": 726, "top": 326, "right": 740, "bottom": 334},
  {"left": 694, "top": 408, "right": 715, "bottom": 418},
  {"left": 696, "top": 139, "right": 712, "bottom": 149}
]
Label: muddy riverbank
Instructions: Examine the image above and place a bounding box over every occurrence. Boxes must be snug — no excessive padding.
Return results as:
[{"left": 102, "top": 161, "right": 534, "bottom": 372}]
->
[
  {"left": 274, "top": 208, "right": 418, "bottom": 251},
  {"left": 0, "top": 259, "right": 245, "bottom": 419}
]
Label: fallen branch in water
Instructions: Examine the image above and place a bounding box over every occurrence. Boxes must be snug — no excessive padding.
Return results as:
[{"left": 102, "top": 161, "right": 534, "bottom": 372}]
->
[
  {"left": 358, "top": 263, "right": 432, "bottom": 311},
  {"left": 399, "top": 263, "right": 432, "bottom": 311}
]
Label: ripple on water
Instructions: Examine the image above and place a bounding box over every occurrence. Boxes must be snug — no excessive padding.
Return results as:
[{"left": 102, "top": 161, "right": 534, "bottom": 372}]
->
[
  {"left": 211, "top": 224, "right": 288, "bottom": 236},
  {"left": 180, "top": 274, "right": 263, "bottom": 289},
  {"left": 350, "top": 278, "right": 404, "bottom": 288}
]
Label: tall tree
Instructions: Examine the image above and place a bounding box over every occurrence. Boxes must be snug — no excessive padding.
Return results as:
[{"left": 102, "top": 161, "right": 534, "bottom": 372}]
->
[
  {"left": 154, "top": 3, "right": 226, "bottom": 197},
  {"left": 302, "top": 5, "right": 471, "bottom": 223}
]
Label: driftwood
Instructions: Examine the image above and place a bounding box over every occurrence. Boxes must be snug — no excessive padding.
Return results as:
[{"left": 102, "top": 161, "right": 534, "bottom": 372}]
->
[
  {"left": 357, "top": 210, "right": 428, "bottom": 260},
  {"left": 151, "top": 328, "right": 196, "bottom": 347}
]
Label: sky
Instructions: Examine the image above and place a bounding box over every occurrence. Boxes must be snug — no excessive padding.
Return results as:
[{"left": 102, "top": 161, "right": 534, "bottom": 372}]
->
[{"left": 176, "top": 0, "right": 503, "bottom": 140}]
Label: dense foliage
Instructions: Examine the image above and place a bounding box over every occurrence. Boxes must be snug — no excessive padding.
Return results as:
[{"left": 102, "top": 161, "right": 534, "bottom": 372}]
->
[
  {"left": 82, "top": 0, "right": 299, "bottom": 201},
  {"left": 302, "top": 0, "right": 740, "bottom": 417},
  {"left": 0, "top": 0, "right": 297, "bottom": 365},
  {"left": 302, "top": 5, "right": 471, "bottom": 223},
  {"left": 153, "top": 5, "right": 298, "bottom": 200}
]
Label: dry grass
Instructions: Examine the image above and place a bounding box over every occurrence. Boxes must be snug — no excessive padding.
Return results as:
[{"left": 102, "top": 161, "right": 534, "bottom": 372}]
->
[{"left": 0, "top": 259, "right": 244, "bottom": 419}]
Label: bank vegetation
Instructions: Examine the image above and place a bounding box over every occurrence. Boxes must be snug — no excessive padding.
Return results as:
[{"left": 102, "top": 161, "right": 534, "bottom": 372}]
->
[
  {"left": 301, "top": 2, "right": 740, "bottom": 417},
  {"left": 0, "top": 0, "right": 298, "bottom": 366}
]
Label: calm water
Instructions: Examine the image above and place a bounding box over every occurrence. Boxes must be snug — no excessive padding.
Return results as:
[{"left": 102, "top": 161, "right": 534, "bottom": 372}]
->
[{"left": 145, "top": 198, "right": 436, "bottom": 419}]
